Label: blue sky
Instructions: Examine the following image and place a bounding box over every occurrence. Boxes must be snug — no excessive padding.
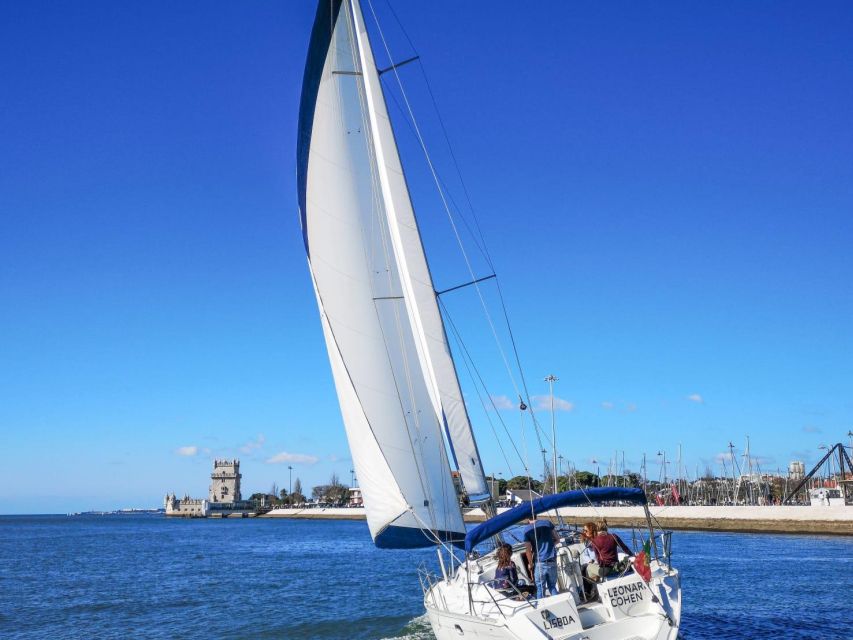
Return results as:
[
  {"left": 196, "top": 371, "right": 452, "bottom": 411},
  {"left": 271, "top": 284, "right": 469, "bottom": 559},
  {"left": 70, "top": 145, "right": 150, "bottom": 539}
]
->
[{"left": 1, "top": 1, "right": 851, "bottom": 513}]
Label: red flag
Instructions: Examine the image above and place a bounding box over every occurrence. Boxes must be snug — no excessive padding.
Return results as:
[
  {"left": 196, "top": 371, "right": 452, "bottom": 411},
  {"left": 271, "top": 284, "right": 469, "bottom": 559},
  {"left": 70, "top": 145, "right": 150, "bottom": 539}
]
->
[{"left": 633, "top": 539, "right": 652, "bottom": 582}]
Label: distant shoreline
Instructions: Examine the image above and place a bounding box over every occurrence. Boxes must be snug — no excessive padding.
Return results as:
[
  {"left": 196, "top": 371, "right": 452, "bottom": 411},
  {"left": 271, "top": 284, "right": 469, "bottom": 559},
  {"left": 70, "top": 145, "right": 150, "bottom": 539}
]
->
[{"left": 262, "top": 505, "right": 853, "bottom": 536}]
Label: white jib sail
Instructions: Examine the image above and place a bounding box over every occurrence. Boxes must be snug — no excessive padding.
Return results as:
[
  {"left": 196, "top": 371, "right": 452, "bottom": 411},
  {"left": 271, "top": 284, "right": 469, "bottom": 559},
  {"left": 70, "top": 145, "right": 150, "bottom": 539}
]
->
[
  {"left": 298, "top": 0, "right": 465, "bottom": 548},
  {"left": 349, "top": 0, "right": 490, "bottom": 502}
]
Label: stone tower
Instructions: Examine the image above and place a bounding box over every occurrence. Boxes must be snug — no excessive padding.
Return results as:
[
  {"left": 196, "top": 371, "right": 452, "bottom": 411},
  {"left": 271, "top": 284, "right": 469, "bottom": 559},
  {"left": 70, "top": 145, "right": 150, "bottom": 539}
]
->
[{"left": 209, "top": 459, "right": 242, "bottom": 503}]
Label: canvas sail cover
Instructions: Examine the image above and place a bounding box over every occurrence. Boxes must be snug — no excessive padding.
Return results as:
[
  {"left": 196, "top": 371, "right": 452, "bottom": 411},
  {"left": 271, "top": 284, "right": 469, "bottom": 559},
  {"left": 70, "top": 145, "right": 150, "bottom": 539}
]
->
[{"left": 297, "top": 0, "right": 470, "bottom": 548}]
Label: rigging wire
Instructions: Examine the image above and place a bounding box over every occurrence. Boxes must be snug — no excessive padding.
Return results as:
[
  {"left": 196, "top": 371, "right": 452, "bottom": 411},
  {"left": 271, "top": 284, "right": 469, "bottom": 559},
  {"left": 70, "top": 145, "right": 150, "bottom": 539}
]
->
[
  {"left": 345, "top": 0, "right": 447, "bottom": 533},
  {"left": 372, "top": 15, "right": 547, "bottom": 465},
  {"left": 367, "top": 1, "right": 569, "bottom": 493},
  {"left": 365, "top": 0, "right": 527, "bottom": 405},
  {"left": 439, "top": 297, "right": 521, "bottom": 474},
  {"left": 377, "top": 15, "right": 548, "bottom": 452},
  {"left": 380, "top": 0, "right": 493, "bottom": 267}
]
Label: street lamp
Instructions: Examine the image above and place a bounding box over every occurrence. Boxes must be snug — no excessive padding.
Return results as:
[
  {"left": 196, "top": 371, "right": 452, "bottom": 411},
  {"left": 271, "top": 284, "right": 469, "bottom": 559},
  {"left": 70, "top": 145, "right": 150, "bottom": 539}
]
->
[
  {"left": 288, "top": 465, "right": 293, "bottom": 496},
  {"left": 350, "top": 468, "right": 355, "bottom": 488}
]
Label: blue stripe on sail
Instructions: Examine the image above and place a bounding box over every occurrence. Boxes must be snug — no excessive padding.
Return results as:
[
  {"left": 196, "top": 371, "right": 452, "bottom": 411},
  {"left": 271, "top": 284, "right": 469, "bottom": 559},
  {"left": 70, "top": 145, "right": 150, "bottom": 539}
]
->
[
  {"left": 441, "top": 409, "right": 460, "bottom": 469},
  {"left": 297, "top": 0, "right": 344, "bottom": 257},
  {"left": 374, "top": 524, "right": 466, "bottom": 549}
]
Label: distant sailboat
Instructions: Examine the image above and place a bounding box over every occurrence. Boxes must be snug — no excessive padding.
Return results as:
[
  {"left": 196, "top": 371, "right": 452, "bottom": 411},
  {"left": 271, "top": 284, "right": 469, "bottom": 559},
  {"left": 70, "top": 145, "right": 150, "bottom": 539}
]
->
[{"left": 297, "top": 1, "right": 682, "bottom": 637}]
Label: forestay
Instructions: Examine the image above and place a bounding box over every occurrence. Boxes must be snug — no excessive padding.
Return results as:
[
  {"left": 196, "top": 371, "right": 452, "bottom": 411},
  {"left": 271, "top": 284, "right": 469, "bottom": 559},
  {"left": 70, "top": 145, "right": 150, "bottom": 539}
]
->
[{"left": 297, "top": 0, "right": 481, "bottom": 547}]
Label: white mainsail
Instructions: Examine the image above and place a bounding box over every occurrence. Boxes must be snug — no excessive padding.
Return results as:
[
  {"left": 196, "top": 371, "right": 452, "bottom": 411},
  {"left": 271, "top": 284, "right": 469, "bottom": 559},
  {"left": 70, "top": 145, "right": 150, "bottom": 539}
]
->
[
  {"left": 297, "top": 0, "right": 480, "bottom": 547},
  {"left": 347, "top": 1, "right": 490, "bottom": 503}
]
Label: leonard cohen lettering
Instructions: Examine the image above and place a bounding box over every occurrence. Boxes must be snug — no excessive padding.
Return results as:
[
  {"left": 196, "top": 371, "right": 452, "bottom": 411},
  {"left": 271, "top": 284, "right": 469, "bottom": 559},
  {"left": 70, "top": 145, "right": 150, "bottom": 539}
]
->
[{"left": 607, "top": 582, "right": 646, "bottom": 608}]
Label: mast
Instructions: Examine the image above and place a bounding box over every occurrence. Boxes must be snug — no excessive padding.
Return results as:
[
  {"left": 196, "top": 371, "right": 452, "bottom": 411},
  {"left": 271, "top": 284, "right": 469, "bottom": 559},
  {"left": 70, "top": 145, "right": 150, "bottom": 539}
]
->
[{"left": 545, "top": 374, "right": 559, "bottom": 494}]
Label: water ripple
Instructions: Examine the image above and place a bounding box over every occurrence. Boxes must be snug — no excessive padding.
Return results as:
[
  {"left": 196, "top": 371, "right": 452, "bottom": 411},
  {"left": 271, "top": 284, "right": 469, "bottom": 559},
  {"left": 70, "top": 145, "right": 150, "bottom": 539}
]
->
[{"left": 0, "top": 516, "right": 850, "bottom": 639}]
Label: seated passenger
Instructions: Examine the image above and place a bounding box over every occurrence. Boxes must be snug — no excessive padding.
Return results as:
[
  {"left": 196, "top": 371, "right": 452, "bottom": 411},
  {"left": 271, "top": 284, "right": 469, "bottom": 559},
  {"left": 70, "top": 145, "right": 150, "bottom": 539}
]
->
[
  {"left": 580, "top": 521, "right": 634, "bottom": 598},
  {"left": 493, "top": 544, "right": 535, "bottom": 599}
]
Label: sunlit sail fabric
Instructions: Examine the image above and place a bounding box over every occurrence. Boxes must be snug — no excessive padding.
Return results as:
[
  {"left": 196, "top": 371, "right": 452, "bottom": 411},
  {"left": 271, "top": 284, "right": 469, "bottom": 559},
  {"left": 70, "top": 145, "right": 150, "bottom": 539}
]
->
[
  {"left": 347, "top": 0, "right": 490, "bottom": 503},
  {"left": 297, "top": 0, "right": 465, "bottom": 548}
]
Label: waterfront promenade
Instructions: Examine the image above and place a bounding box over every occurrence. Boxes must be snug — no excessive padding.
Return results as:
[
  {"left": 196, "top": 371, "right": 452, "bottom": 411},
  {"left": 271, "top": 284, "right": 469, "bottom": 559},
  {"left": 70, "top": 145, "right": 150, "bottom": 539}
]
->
[{"left": 263, "top": 505, "right": 853, "bottom": 535}]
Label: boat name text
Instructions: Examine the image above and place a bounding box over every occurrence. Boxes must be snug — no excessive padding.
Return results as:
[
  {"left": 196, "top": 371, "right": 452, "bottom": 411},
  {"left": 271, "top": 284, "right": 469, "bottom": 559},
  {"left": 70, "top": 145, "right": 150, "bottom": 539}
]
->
[
  {"left": 539, "top": 611, "right": 576, "bottom": 630},
  {"left": 606, "top": 581, "right": 645, "bottom": 608}
]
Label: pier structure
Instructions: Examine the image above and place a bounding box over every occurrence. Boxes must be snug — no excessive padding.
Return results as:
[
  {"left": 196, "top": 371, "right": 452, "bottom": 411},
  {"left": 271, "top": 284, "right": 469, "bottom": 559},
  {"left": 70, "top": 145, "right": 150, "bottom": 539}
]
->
[{"left": 261, "top": 504, "right": 853, "bottom": 535}]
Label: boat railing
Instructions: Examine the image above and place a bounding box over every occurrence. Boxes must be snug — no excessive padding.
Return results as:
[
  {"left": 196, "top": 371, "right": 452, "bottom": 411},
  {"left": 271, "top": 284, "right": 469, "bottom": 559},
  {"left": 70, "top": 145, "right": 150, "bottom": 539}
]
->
[
  {"left": 419, "top": 559, "right": 535, "bottom": 620},
  {"left": 659, "top": 530, "right": 673, "bottom": 571},
  {"left": 417, "top": 563, "right": 449, "bottom": 612}
]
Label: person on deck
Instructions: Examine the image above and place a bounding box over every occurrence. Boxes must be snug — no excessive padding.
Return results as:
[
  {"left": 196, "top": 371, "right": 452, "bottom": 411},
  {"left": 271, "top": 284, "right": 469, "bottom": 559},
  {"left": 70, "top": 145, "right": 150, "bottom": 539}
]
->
[
  {"left": 580, "top": 521, "right": 634, "bottom": 598},
  {"left": 493, "top": 544, "right": 535, "bottom": 599},
  {"left": 523, "top": 517, "right": 560, "bottom": 599}
]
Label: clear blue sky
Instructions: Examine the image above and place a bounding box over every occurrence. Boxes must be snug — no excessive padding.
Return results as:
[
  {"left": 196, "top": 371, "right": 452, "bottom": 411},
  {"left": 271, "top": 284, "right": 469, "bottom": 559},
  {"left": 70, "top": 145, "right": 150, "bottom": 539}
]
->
[{"left": 1, "top": 1, "right": 851, "bottom": 513}]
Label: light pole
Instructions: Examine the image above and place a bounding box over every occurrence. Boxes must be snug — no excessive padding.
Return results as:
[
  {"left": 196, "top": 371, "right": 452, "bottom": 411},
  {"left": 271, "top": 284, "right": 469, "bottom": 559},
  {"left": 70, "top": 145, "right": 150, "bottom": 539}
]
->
[
  {"left": 545, "top": 374, "right": 559, "bottom": 495},
  {"left": 350, "top": 468, "right": 355, "bottom": 488},
  {"left": 288, "top": 465, "right": 293, "bottom": 496},
  {"left": 657, "top": 451, "right": 668, "bottom": 486}
]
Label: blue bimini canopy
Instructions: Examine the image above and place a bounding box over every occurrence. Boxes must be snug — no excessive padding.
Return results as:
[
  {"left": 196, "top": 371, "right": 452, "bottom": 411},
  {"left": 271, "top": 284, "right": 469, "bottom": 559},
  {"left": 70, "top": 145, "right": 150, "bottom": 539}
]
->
[{"left": 465, "top": 487, "right": 647, "bottom": 552}]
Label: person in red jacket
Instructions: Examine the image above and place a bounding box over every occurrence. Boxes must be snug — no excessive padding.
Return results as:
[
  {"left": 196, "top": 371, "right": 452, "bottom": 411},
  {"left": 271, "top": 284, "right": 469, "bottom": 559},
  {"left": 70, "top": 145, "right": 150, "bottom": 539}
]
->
[{"left": 580, "top": 521, "right": 634, "bottom": 598}]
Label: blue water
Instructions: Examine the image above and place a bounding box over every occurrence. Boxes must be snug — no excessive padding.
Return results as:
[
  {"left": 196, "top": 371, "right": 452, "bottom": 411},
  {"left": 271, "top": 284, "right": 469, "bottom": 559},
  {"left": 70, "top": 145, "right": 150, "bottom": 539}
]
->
[{"left": 0, "top": 516, "right": 850, "bottom": 639}]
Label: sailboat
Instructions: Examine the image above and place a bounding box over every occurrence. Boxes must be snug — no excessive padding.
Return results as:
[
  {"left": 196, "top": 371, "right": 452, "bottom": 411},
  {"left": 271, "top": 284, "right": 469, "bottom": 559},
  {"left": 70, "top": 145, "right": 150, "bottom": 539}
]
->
[{"left": 297, "top": 1, "right": 682, "bottom": 638}]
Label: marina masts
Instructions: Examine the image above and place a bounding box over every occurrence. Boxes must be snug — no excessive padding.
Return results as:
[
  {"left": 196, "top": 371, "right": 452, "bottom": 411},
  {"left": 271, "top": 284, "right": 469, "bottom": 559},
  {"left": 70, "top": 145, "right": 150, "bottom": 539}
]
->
[{"left": 545, "top": 374, "right": 559, "bottom": 494}]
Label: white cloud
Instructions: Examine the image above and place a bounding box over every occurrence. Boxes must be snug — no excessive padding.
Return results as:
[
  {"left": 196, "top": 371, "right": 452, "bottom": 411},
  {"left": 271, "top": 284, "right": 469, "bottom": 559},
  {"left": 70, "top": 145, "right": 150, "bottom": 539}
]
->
[
  {"left": 532, "top": 395, "right": 575, "bottom": 412},
  {"left": 713, "top": 452, "right": 733, "bottom": 464},
  {"left": 176, "top": 446, "right": 198, "bottom": 457},
  {"left": 601, "top": 401, "right": 614, "bottom": 410},
  {"left": 802, "top": 425, "right": 821, "bottom": 434},
  {"left": 687, "top": 393, "right": 704, "bottom": 404},
  {"left": 490, "top": 395, "right": 515, "bottom": 410},
  {"left": 626, "top": 402, "right": 638, "bottom": 412},
  {"left": 266, "top": 451, "right": 319, "bottom": 465},
  {"left": 751, "top": 454, "right": 775, "bottom": 467},
  {"left": 240, "top": 433, "right": 266, "bottom": 454}
]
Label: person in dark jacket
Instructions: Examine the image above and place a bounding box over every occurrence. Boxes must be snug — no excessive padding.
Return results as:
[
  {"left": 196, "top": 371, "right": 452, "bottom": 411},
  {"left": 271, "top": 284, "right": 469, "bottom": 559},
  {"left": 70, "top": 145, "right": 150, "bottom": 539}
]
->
[
  {"left": 524, "top": 517, "right": 560, "bottom": 599},
  {"left": 493, "top": 544, "right": 534, "bottom": 599}
]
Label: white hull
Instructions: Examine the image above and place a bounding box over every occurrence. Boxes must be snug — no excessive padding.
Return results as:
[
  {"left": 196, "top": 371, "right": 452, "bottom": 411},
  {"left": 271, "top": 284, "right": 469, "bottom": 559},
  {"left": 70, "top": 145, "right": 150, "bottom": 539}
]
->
[{"left": 425, "top": 546, "right": 680, "bottom": 640}]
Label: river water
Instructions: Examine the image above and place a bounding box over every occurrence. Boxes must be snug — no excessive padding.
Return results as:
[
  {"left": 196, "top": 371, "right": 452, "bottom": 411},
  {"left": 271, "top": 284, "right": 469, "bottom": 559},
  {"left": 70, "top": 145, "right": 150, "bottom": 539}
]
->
[{"left": 0, "top": 515, "right": 850, "bottom": 639}]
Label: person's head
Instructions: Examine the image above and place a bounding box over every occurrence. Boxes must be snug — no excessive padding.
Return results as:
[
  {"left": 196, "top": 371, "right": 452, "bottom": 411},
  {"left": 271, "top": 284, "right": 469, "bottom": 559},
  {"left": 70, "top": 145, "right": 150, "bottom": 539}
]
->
[
  {"left": 497, "top": 543, "right": 513, "bottom": 567},
  {"left": 582, "top": 521, "right": 597, "bottom": 540},
  {"left": 596, "top": 518, "right": 609, "bottom": 532}
]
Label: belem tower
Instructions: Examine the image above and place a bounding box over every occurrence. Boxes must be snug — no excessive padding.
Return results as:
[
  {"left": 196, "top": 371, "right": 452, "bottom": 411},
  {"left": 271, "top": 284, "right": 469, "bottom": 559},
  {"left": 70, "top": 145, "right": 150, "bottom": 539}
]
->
[{"left": 165, "top": 459, "right": 251, "bottom": 517}]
